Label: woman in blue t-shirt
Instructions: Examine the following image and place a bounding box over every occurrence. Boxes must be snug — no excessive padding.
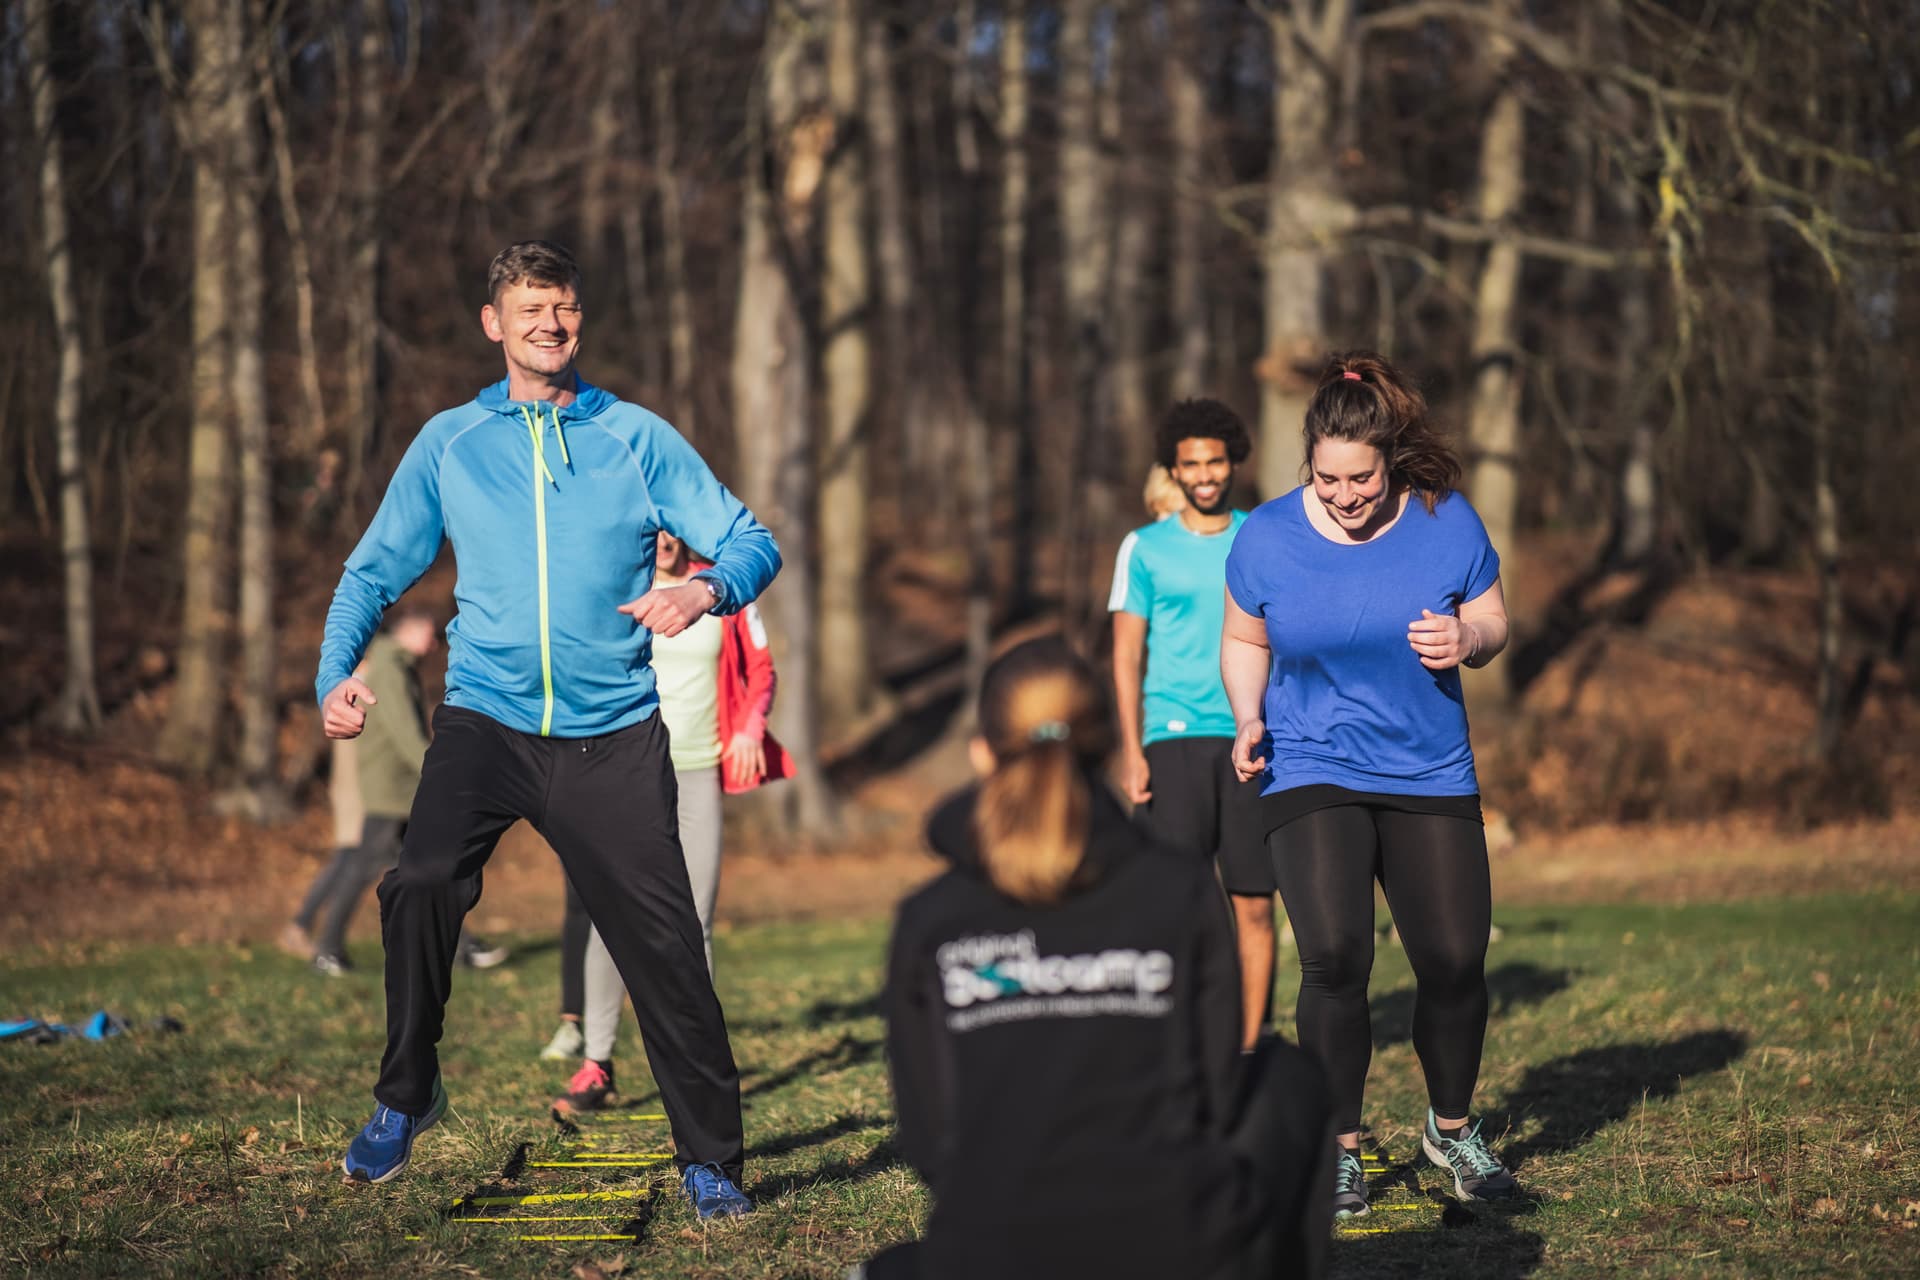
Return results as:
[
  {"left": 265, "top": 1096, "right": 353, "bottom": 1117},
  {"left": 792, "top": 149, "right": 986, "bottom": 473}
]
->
[{"left": 1221, "top": 350, "right": 1519, "bottom": 1219}]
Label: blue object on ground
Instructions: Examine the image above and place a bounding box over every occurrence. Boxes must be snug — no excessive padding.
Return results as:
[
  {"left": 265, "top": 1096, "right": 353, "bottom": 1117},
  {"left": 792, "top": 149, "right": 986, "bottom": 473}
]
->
[{"left": 4, "top": 1011, "right": 135, "bottom": 1044}]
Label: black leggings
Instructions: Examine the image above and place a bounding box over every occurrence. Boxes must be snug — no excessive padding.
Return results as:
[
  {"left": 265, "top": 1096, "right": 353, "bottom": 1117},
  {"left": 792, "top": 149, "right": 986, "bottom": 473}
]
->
[{"left": 1270, "top": 806, "right": 1490, "bottom": 1136}]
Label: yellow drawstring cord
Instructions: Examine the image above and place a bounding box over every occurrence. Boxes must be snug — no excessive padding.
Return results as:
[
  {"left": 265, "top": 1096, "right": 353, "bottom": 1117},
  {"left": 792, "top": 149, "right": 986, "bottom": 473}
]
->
[{"left": 520, "top": 405, "right": 557, "bottom": 487}]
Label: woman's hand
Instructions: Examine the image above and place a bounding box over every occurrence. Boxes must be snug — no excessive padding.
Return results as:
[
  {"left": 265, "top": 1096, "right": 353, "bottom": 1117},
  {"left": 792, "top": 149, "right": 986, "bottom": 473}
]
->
[
  {"left": 1407, "top": 608, "right": 1480, "bottom": 670},
  {"left": 1231, "top": 719, "right": 1269, "bottom": 784},
  {"left": 722, "top": 732, "right": 766, "bottom": 789}
]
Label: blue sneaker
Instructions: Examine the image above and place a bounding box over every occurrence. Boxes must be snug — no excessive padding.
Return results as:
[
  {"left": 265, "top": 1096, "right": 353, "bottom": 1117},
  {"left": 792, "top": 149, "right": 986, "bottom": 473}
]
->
[
  {"left": 1333, "top": 1145, "right": 1370, "bottom": 1219},
  {"left": 342, "top": 1078, "right": 448, "bottom": 1184},
  {"left": 1422, "top": 1109, "right": 1518, "bottom": 1201},
  {"left": 681, "top": 1161, "right": 754, "bottom": 1220}
]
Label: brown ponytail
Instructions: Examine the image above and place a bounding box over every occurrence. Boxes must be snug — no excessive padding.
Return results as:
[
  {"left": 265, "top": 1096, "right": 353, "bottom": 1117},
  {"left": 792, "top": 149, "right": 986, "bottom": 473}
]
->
[
  {"left": 1303, "top": 350, "right": 1461, "bottom": 513},
  {"left": 973, "top": 638, "right": 1114, "bottom": 906}
]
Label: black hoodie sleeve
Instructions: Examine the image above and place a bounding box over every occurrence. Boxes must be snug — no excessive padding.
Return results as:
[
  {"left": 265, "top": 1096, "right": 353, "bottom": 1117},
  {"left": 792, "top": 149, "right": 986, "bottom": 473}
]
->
[
  {"left": 1191, "top": 869, "right": 1244, "bottom": 1134},
  {"left": 884, "top": 897, "right": 952, "bottom": 1189}
]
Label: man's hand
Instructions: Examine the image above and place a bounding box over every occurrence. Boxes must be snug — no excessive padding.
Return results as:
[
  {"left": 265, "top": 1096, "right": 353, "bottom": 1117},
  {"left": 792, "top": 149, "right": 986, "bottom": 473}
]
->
[
  {"left": 1231, "top": 718, "right": 1268, "bottom": 783},
  {"left": 1120, "top": 748, "right": 1153, "bottom": 805},
  {"left": 321, "top": 676, "right": 377, "bottom": 739},
  {"left": 618, "top": 582, "right": 713, "bottom": 638},
  {"left": 1408, "top": 608, "right": 1478, "bottom": 670},
  {"left": 722, "top": 732, "right": 767, "bottom": 789}
]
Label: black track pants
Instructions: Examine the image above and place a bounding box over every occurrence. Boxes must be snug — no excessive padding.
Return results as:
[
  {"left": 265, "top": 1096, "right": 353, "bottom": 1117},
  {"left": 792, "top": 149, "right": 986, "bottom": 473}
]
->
[
  {"left": 560, "top": 878, "right": 590, "bottom": 1022},
  {"left": 375, "top": 705, "right": 744, "bottom": 1182},
  {"left": 1269, "top": 806, "right": 1491, "bottom": 1135}
]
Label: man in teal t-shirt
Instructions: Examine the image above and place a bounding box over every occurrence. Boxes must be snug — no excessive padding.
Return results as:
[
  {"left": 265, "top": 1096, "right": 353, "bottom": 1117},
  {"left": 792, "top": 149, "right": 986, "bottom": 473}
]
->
[{"left": 1109, "top": 398, "right": 1274, "bottom": 1050}]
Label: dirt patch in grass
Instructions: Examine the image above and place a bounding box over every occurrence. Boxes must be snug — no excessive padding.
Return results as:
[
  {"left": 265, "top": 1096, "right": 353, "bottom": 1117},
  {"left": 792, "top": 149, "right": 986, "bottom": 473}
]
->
[{"left": 5, "top": 735, "right": 1916, "bottom": 953}]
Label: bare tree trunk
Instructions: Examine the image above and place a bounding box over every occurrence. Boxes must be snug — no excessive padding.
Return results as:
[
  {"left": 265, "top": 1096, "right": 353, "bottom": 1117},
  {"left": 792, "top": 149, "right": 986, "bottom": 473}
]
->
[
  {"left": 158, "top": 0, "right": 238, "bottom": 776},
  {"left": 731, "top": 3, "right": 836, "bottom": 833},
  {"left": 865, "top": 7, "right": 914, "bottom": 349},
  {"left": 1167, "top": 0, "right": 1210, "bottom": 398},
  {"left": 29, "top": 0, "right": 102, "bottom": 736},
  {"left": 341, "top": 0, "right": 387, "bottom": 513},
  {"left": 1058, "top": 0, "right": 1111, "bottom": 636},
  {"left": 1463, "top": 1, "right": 1525, "bottom": 706},
  {"left": 1258, "top": 1, "right": 1353, "bottom": 502},
  {"left": 258, "top": 35, "right": 326, "bottom": 457},
  {"left": 997, "top": 0, "right": 1033, "bottom": 618},
  {"left": 580, "top": 23, "right": 620, "bottom": 282},
  {"left": 228, "top": 0, "right": 284, "bottom": 817},
  {"left": 1811, "top": 341, "right": 1842, "bottom": 761},
  {"left": 655, "top": 62, "right": 697, "bottom": 441},
  {"left": 819, "top": 0, "right": 875, "bottom": 739},
  {"left": 1108, "top": 4, "right": 1154, "bottom": 487}
]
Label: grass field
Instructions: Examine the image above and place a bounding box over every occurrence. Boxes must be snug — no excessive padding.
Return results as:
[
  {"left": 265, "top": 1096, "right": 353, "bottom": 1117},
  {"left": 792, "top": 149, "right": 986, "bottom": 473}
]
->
[{"left": 3, "top": 893, "right": 1917, "bottom": 1278}]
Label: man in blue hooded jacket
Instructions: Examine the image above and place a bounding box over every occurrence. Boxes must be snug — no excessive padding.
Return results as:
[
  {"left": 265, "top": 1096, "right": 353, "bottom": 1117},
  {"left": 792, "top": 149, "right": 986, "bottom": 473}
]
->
[{"left": 316, "top": 241, "right": 777, "bottom": 1218}]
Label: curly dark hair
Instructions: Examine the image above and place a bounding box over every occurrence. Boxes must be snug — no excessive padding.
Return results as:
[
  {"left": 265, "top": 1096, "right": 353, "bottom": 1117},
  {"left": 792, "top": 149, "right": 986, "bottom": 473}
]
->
[{"left": 1156, "top": 398, "right": 1252, "bottom": 469}]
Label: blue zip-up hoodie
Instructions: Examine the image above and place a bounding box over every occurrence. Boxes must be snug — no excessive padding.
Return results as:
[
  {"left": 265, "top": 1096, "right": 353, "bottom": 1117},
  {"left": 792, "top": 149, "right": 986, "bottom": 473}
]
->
[{"left": 315, "top": 378, "right": 781, "bottom": 738}]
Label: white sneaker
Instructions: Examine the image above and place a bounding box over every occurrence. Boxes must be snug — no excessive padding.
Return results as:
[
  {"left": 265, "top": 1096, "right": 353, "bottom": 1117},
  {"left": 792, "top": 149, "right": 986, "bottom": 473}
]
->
[{"left": 539, "top": 1020, "right": 584, "bottom": 1060}]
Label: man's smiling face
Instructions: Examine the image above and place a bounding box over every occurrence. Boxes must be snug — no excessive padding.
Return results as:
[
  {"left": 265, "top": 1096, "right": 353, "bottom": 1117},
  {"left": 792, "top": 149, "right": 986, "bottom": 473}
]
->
[{"left": 483, "top": 281, "right": 582, "bottom": 388}]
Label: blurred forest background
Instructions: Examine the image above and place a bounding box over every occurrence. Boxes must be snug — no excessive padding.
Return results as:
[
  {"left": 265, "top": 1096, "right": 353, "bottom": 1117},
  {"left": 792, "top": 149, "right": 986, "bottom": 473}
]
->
[{"left": 3, "top": 0, "right": 1918, "bottom": 870}]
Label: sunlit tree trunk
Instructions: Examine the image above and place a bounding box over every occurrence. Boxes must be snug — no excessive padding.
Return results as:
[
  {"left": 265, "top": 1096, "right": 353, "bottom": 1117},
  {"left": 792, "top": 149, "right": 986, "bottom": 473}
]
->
[
  {"left": 1108, "top": 3, "right": 1154, "bottom": 488},
  {"left": 819, "top": 0, "right": 875, "bottom": 739},
  {"left": 28, "top": 0, "right": 102, "bottom": 736},
  {"left": 732, "top": 2, "right": 836, "bottom": 833},
  {"left": 341, "top": 0, "right": 387, "bottom": 513},
  {"left": 1463, "top": 0, "right": 1525, "bottom": 705},
  {"left": 158, "top": 0, "right": 239, "bottom": 775},
  {"left": 655, "top": 61, "right": 697, "bottom": 440},
  {"left": 1258, "top": 1, "right": 1353, "bottom": 501},
  {"left": 1167, "top": 0, "right": 1210, "bottom": 398},
  {"left": 997, "top": 0, "right": 1033, "bottom": 618},
  {"left": 229, "top": 0, "right": 283, "bottom": 817},
  {"left": 1058, "top": 0, "right": 1111, "bottom": 634},
  {"left": 258, "top": 34, "right": 326, "bottom": 458}
]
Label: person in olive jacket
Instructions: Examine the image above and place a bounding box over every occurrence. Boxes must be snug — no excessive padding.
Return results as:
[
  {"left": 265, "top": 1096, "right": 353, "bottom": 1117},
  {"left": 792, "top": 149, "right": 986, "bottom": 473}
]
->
[{"left": 861, "top": 638, "right": 1332, "bottom": 1280}]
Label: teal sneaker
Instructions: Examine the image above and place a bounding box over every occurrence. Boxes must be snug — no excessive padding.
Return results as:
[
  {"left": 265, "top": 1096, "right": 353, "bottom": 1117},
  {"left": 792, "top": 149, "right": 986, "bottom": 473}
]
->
[
  {"left": 342, "top": 1078, "right": 448, "bottom": 1184},
  {"left": 1333, "top": 1144, "right": 1370, "bottom": 1219},
  {"left": 681, "top": 1161, "right": 754, "bottom": 1220},
  {"left": 1422, "top": 1110, "right": 1518, "bottom": 1201}
]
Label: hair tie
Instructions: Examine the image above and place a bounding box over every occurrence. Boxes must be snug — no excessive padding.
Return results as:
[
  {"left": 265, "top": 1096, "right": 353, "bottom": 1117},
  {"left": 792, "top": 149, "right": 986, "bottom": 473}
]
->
[
  {"left": 1341, "top": 370, "right": 1362, "bottom": 381},
  {"left": 1028, "top": 721, "right": 1070, "bottom": 744}
]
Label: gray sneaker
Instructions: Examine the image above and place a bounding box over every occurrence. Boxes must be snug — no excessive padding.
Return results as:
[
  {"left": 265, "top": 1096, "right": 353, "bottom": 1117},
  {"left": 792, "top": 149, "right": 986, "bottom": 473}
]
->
[
  {"left": 539, "top": 1020, "right": 585, "bottom": 1061},
  {"left": 1333, "top": 1144, "right": 1370, "bottom": 1219},
  {"left": 1422, "top": 1110, "right": 1518, "bottom": 1201}
]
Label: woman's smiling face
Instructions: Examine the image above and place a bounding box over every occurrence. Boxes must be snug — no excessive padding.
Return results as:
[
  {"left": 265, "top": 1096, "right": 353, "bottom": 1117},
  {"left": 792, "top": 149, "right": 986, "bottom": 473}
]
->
[{"left": 1310, "top": 438, "right": 1391, "bottom": 534}]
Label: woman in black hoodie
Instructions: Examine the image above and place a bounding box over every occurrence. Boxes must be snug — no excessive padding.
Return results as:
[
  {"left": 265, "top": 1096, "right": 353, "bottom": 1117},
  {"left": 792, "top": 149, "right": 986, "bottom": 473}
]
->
[{"left": 861, "top": 638, "right": 1331, "bottom": 1280}]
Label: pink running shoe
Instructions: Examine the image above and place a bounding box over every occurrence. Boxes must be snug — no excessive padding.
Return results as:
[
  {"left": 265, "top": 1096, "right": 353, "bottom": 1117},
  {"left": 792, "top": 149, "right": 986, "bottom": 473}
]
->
[{"left": 551, "top": 1060, "right": 616, "bottom": 1118}]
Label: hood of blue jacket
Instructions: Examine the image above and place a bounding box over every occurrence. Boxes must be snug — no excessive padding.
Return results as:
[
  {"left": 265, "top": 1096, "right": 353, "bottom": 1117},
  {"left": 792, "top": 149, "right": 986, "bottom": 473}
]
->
[{"left": 474, "top": 376, "right": 617, "bottom": 422}]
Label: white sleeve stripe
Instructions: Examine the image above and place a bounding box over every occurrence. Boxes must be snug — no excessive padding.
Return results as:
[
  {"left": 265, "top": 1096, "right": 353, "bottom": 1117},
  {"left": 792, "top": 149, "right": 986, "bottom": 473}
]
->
[{"left": 1107, "top": 531, "right": 1140, "bottom": 613}]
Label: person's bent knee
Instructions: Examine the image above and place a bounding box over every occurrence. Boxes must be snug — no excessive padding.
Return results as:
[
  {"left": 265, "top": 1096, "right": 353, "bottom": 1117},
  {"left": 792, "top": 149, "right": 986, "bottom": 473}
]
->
[
  {"left": 1296, "top": 931, "right": 1373, "bottom": 993},
  {"left": 377, "top": 859, "right": 473, "bottom": 903}
]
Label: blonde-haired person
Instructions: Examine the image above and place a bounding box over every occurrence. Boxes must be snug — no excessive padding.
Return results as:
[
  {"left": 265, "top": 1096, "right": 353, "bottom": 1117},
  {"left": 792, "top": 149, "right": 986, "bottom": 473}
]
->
[
  {"left": 1222, "top": 350, "right": 1517, "bottom": 1218},
  {"left": 858, "top": 638, "right": 1330, "bottom": 1280},
  {"left": 1143, "top": 463, "right": 1188, "bottom": 521}
]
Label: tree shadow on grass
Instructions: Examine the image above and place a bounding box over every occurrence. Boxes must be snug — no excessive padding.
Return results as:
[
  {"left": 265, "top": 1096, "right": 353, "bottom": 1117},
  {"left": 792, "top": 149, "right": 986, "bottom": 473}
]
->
[
  {"left": 747, "top": 1112, "right": 891, "bottom": 1160},
  {"left": 1332, "top": 1209, "right": 1546, "bottom": 1279},
  {"left": 747, "top": 1135, "right": 904, "bottom": 1204},
  {"left": 740, "top": 1032, "right": 885, "bottom": 1101},
  {"left": 1490, "top": 1029, "right": 1749, "bottom": 1171},
  {"left": 1336, "top": 1205, "right": 1543, "bottom": 1280},
  {"left": 1371, "top": 963, "right": 1578, "bottom": 1049}
]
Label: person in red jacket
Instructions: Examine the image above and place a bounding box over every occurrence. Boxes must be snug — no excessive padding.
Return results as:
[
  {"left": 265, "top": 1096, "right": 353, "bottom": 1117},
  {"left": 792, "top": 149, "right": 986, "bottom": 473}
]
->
[{"left": 548, "top": 531, "right": 790, "bottom": 1109}]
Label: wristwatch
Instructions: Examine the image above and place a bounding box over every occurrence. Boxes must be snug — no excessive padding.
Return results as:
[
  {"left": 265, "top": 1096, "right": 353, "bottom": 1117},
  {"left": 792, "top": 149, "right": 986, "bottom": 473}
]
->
[{"left": 693, "top": 574, "right": 725, "bottom": 610}]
